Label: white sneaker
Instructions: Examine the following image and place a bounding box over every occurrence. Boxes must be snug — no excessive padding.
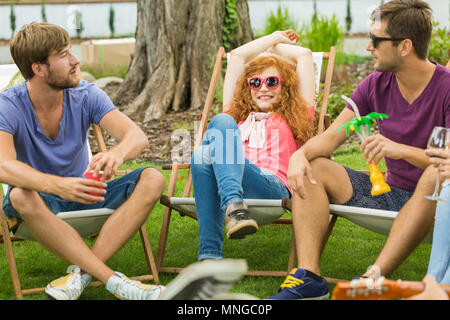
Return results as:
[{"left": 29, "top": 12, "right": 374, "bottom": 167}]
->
[
  {"left": 160, "top": 259, "right": 248, "bottom": 300},
  {"left": 106, "top": 272, "right": 165, "bottom": 300},
  {"left": 45, "top": 265, "right": 92, "bottom": 300}
]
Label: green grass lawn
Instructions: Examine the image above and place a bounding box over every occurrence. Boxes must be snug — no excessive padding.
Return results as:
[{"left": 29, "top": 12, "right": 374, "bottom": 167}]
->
[{"left": 0, "top": 145, "right": 431, "bottom": 300}]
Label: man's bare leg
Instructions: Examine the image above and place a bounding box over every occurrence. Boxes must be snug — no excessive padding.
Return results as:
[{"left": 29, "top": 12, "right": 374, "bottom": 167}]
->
[
  {"left": 291, "top": 157, "right": 353, "bottom": 275},
  {"left": 90, "top": 167, "right": 165, "bottom": 262},
  {"left": 9, "top": 188, "right": 114, "bottom": 284},
  {"left": 365, "top": 165, "right": 437, "bottom": 277}
]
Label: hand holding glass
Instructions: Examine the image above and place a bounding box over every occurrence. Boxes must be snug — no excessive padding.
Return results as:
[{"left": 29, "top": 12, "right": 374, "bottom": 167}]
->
[{"left": 424, "top": 126, "right": 449, "bottom": 201}]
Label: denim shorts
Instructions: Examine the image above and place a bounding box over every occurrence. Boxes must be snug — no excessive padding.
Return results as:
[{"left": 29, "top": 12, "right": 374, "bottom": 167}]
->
[
  {"left": 342, "top": 166, "right": 414, "bottom": 211},
  {"left": 2, "top": 167, "right": 152, "bottom": 220}
]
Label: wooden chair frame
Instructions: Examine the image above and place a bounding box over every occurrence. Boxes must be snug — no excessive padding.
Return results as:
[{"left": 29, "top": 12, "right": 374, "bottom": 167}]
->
[
  {"left": 0, "top": 124, "right": 159, "bottom": 299},
  {"left": 156, "top": 46, "right": 339, "bottom": 281}
]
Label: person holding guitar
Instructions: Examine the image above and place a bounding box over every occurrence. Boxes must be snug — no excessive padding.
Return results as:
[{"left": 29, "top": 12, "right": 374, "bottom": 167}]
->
[{"left": 406, "top": 275, "right": 448, "bottom": 300}]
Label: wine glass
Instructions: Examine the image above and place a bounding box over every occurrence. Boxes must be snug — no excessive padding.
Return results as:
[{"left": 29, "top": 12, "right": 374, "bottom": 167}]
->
[{"left": 424, "top": 126, "right": 449, "bottom": 201}]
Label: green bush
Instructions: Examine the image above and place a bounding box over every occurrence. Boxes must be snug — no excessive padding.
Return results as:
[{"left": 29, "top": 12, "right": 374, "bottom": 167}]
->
[
  {"left": 41, "top": 0, "right": 47, "bottom": 22},
  {"left": 75, "top": 9, "right": 84, "bottom": 38},
  {"left": 9, "top": 4, "right": 16, "bottom": 38},
  {"left": 299, "top": 13, "right": 344, "bottom": 53},
  {"left": 345, "top": 0, "right": 352, "bottom": 33},
  {"left": 428, "top": 22, "right": 449, "bottom": 66},
  {"left": 255, "top": 5, "right": 344, "bottom": 55},
  {"left": 109, "top": 3, "right": 115, "bottom": 38},
  {"left": 223, "top": 0, "right": 238, "bottom": 51},
  {"left": 335, "top": 53, "right": 373, "bottom": 66},
  {"left": 255, "top": 5, "right": 299, "bottom": 38},
  {"left": 323, "top": 83, "right": 357, "bottom": 121}
]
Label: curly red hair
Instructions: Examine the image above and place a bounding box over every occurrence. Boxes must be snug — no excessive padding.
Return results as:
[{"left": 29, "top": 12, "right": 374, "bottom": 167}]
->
[{"left": 226, "top": 55, "right": 313, "bottom": 145}]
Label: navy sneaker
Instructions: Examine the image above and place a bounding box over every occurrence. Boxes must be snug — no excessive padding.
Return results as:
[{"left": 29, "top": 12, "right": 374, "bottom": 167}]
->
[
  {"left": 266, "top": 268, "right": 329, "bottom": 300},
  {"left": 352, "top": 276, "right": 368, "bottom": 281}
]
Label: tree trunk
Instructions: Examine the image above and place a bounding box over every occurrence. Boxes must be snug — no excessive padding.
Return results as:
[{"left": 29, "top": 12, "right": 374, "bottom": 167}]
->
[{"left": 112, "top": 0, "right": 253, "bottom": 122}]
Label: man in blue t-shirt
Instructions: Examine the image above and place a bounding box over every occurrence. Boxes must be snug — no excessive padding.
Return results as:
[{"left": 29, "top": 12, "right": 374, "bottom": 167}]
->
[{"left": 0, "top": 22, "right": 167, "bottom": 300}]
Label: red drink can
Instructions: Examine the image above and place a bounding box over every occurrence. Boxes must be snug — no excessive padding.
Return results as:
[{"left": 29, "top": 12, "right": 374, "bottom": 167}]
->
[{"left": 84, "top": 170, "right": 104, "bottom": 196}]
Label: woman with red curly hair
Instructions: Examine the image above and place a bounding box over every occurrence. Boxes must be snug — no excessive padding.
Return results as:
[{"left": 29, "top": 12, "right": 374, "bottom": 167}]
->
[{"left": 190, "top": 30, "right": 315, "bottom": 261}]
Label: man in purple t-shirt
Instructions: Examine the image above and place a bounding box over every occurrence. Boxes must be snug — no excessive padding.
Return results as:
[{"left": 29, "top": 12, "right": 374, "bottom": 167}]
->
[
  {"left": 268, "top": 0, "right": 450, "bottom": 300},
  {"left": 0, "top": 23, "right": 167, "bottom": 300}
]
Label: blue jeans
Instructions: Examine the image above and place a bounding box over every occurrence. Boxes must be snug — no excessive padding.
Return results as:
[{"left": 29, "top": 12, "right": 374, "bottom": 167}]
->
[
  {"left": 426, "top": 181, "right": 450, "bottom": 284},
  {"left": 190, "top": 114, "right": 289, "bottom": 261},
  {"left": 2, "top": 167, "right": 150, "bottom": 220}
]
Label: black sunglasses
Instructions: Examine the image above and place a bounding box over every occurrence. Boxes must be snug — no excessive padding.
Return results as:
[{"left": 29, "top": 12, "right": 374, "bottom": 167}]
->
[{"left": 369, "top": 32, "right": 406, "bottom": 48}]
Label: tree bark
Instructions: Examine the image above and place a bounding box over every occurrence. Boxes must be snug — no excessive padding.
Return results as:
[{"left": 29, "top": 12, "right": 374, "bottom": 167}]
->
[{"left": 112, "top": 0, "right": 253, "bottom": 122}]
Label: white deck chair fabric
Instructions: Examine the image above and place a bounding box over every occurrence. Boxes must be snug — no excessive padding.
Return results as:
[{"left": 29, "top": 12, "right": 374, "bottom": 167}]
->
[
  {"left": 163, "top": 198, "right": 432, "bottom": 243},
  {"left": 164, "top": 198, "right": 434, "bottom": 245},
  {"left": 166, "top": 197, "right": 287, "bottom": 226},
  {"left": 329, "top": 204, "right": 433, "bottom": 243},
  {"left": 312, "top": 52, "right": 323, "bottom": 95},
  {"left": 13, "top": 209, "right": 114, "bottom": 240}
]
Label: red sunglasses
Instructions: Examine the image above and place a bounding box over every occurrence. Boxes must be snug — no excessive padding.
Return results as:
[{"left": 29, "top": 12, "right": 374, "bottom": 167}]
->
[{"left": 247, "top": 76, "right": 283, "bottom": 90}]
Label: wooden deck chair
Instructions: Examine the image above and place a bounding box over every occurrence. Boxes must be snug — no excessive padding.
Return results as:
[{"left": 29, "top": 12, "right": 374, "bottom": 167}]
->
[
  {"left": 325, "top": 59, "right": 450, "bottom": 245},
  {"left": 156, "top": 46, "right": 339, "bottom": 281},
  {"left": 0, "top": 72, "right": 159, "bottom": 299}
]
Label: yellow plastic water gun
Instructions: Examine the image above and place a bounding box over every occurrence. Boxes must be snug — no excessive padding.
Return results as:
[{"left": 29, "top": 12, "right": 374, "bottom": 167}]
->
[{"left": 337, "top": 96, "right": 391, "bottom": 196}]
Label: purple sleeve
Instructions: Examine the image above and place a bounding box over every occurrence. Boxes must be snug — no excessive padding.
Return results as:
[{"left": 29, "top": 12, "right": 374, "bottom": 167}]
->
[
  {"left": 345, "top": 74, "right": 373, "bottom": 116},
  {"left": 445, "top": 93, "right": 450, "bottom": 129}
]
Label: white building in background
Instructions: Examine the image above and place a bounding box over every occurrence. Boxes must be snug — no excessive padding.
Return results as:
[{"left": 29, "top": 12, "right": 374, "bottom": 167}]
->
[
  {"left": 0, "top": 0, "right": 448, "bottom": 39},
  {"left": 0, "top": 0, "right": 447, "bottom": 62},
  {"left": 0, "top": 2, "right": 137, "bottom": 39},
  {"left": 248, "top": 0, "right": 449, "bottom": 33}
]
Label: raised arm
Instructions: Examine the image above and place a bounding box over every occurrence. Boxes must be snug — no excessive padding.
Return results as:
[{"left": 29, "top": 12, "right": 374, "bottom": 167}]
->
[
  {"left": 269, "top": 43, "right": 315, "bottom": 106},
  {"left": 222, "top": 30, "right": 300, "bottom": 111}
]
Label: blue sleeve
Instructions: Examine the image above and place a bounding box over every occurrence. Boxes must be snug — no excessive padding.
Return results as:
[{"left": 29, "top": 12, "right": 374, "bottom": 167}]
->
[
  {"left": 0, "top": 95, "right": 19, "bottom": 135},
  {"left": 84, "top": 83, "right": 116, "bottom": 124}
]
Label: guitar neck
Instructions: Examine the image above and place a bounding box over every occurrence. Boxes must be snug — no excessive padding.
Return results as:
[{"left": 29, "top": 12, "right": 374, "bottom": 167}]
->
[
  {"left": 391, "top": 280, "right": 426, "bottom": 298},
  {"left": 332, "top": 279, "right": 450, "bottom": 300}
]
